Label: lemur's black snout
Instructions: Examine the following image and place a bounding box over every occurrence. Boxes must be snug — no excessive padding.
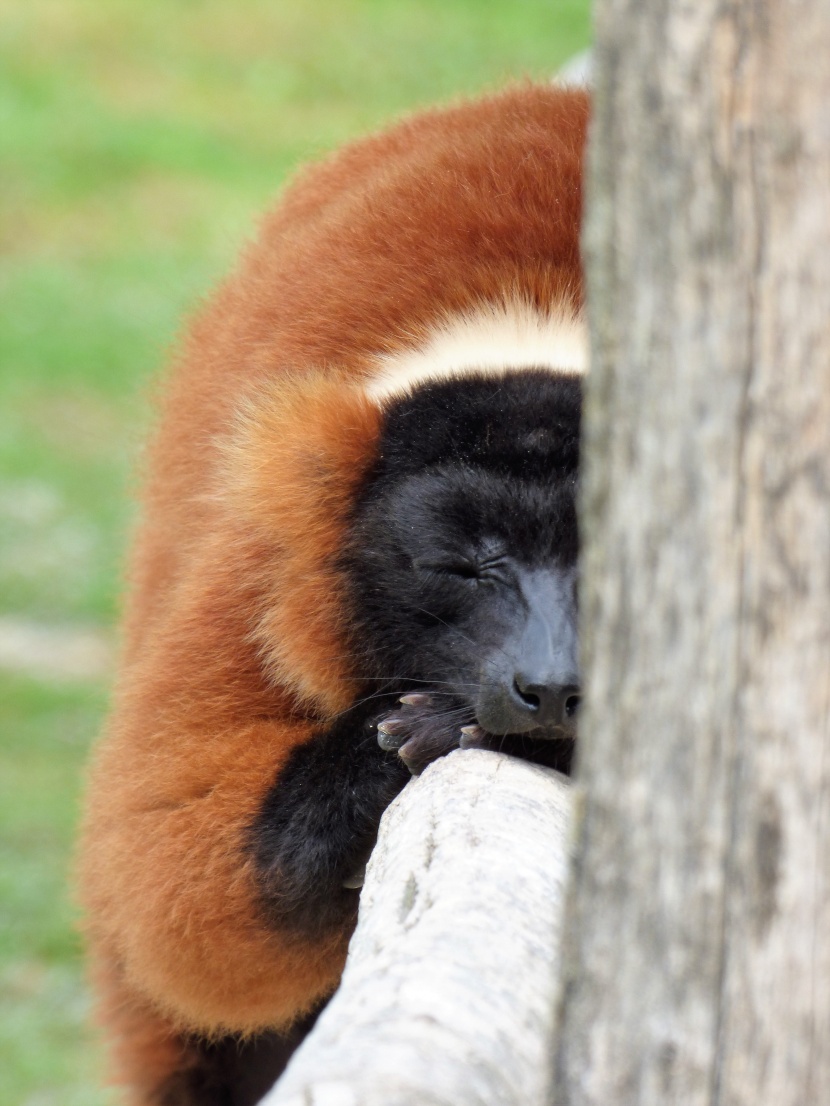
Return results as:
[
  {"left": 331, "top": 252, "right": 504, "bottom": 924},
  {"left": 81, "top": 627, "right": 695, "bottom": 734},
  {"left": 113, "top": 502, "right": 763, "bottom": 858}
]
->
[{"left": 477, "top": 565, "right": 580, "bottom": 738}]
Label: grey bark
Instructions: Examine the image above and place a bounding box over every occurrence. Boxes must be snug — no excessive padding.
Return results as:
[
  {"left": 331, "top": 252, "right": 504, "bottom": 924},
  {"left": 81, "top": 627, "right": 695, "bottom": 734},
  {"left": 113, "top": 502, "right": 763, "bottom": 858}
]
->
[
  {"left": 261, "top": 749, "right": 572, "bottom": 1106},
  {"left": 554, "top": 3, "right": 830, "bottom": 1105}
]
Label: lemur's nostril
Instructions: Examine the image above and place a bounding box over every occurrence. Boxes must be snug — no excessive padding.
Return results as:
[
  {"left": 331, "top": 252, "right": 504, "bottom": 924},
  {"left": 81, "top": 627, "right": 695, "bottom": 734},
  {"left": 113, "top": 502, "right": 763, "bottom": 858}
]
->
[
  {"left": 513, "top": 679, "right": 540, "bottom": 710},
  {"left": 564, "top": 694, "right": 581, "bottom": 718}
]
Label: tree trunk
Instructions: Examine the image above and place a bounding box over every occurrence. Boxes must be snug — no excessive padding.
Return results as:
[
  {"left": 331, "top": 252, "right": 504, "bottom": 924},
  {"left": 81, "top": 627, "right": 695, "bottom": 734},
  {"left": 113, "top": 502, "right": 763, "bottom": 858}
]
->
[
  {"left": 262, "top": 750, "right": 571, "bottom": 1106},
  {"left": 554, "top": 3, "right": 830, "bottom": 1104}
]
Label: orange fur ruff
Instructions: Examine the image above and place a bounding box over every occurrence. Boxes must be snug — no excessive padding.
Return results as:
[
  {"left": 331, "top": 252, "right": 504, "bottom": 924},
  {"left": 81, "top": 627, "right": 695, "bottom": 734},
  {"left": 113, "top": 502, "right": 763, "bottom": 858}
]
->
[{"left": 78, "top": 83, "right": 589, "bottom": 1103}]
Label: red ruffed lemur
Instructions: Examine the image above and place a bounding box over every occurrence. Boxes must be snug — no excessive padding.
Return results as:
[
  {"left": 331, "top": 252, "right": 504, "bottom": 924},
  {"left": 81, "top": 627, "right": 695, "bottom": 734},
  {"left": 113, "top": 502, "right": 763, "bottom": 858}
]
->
[{"left": 79, "top": 83, "right": 589, "bottom": 1106}]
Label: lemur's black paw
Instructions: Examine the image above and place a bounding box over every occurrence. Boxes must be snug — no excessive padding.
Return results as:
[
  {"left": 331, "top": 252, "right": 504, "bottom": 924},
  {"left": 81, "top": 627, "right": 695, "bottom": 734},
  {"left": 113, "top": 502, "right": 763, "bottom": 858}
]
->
[{"left": 377, "top": 693, "right": 480, "bottom": 775}]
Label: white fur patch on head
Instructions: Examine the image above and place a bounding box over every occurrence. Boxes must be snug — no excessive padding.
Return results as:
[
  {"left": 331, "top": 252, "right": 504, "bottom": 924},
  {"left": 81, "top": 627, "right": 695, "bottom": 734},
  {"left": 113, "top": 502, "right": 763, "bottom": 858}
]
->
[{"left": 365, "top": 299, "right": 587, "bottom": 402}]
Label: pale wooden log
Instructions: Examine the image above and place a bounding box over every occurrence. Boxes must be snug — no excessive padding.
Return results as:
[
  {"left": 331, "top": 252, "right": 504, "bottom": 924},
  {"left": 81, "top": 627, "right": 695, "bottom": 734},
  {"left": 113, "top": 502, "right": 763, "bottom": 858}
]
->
[
  {"left": 261, "top": 749, "right": 572, "bottom": 1106},
  {"left": 554, "top": 2, "right": 830, "bottom": 1104}
]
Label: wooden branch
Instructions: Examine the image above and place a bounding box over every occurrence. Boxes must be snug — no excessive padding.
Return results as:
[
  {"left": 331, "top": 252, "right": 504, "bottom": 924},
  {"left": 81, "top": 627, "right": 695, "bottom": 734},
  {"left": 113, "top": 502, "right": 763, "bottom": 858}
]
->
[{"left": 261, "top": 749, "right": 572, "bottom": 1106}]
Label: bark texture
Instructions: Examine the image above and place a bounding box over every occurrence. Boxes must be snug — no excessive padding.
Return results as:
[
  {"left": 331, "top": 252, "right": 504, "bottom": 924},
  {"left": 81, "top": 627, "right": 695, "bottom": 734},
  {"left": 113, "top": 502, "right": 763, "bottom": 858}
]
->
[
  {"left": 554, "top": 3, "right": 830, "bottom": 1105},
  {"left": 261, "top": 749, "right": 572, "bottom": 1106}
]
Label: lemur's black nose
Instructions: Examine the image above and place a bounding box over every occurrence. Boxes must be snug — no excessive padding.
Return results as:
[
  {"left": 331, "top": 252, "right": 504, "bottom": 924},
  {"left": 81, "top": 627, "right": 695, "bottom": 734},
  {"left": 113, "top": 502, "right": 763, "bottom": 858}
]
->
[
  {"left": 512, "top": 675, "right": 581, "bottom": 729},
  {"left": 476, "top": 672, "right": 580, "bottom": 736}
]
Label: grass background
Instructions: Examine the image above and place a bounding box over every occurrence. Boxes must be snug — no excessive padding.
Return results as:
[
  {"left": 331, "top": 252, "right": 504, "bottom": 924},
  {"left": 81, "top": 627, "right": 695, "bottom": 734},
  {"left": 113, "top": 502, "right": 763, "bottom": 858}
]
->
[{"left": 0, "top": 2, "right": 590, "bottom": 1101}]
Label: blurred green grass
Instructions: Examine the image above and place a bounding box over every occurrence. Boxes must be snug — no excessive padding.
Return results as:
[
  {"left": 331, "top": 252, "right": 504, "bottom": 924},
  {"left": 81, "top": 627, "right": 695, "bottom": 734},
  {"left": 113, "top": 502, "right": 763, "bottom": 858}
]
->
[{"left": 0, "top": 1, "right": 590, "bottom": 1101}]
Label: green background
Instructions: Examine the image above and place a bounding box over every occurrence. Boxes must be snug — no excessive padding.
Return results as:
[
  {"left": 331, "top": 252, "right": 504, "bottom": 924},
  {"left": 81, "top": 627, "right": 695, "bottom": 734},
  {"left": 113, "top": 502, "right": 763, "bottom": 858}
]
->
[{"left": 0, "top": 2, "right": 590, "bottom": 1101}]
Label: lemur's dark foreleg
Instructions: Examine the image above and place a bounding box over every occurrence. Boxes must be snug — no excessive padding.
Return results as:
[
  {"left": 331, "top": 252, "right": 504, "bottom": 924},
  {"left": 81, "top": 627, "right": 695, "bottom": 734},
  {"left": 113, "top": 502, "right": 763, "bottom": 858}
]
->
[{"left": 249, "top": 696, "right": 412, "bottom": 938}]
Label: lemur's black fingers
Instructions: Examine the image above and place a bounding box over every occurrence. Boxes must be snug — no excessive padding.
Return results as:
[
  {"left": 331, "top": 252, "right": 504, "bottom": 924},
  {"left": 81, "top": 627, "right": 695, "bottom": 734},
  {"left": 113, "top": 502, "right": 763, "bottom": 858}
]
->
[
  {"left": 377, "top": 718, "right": 408, "bottom": 751},
  {"left": 398, "top": 730, "right": 461, "bottom": 776},
  {"left": 399, "top": 693, "right": 433, "bottom": 707},
  {"left": 397, "top": 737, "right": 426, "bottom": 775},
  {"left": 342, "top": 861, "right": 367, "bottom": 889},
  {"left": 459, "top": 724, "right": 487, "bottom": 749},
  {"left": 377, "top": 690, "right": 464, "bottom": 771}
]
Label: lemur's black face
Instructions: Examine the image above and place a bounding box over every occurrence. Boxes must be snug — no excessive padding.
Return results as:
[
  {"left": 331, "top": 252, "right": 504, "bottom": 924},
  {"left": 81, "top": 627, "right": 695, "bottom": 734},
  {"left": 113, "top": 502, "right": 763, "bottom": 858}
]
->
[{"left": 344, "top": 370, "right": 582, "bottom": 745}]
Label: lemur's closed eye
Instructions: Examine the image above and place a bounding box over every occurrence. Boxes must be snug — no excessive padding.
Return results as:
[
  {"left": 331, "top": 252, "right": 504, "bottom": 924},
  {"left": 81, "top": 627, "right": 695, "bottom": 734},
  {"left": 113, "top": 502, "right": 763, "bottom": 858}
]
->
[{"left": 79, "top": 83, "right": 589, "bottom": 1106}]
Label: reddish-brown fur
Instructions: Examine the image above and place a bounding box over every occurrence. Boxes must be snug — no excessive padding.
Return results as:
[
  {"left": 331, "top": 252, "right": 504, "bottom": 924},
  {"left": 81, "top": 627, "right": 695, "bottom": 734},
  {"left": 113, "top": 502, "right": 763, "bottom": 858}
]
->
[{"left": 79, "top": 84, "right": 589, "bottom": 1102}]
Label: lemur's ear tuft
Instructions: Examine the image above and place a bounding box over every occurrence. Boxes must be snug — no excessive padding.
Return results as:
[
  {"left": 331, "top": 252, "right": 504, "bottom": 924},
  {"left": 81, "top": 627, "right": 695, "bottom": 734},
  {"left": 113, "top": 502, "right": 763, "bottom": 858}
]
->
[{"left": 222, "top": 374, "right": 383, "bottom": 715}]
